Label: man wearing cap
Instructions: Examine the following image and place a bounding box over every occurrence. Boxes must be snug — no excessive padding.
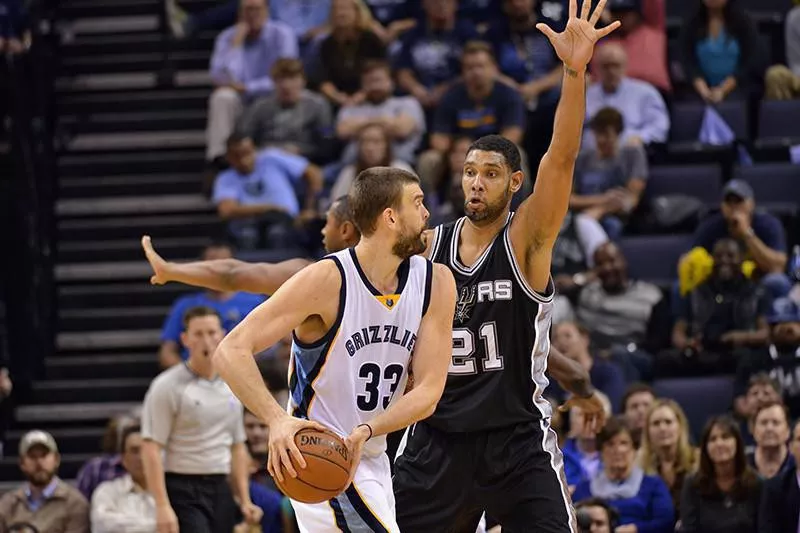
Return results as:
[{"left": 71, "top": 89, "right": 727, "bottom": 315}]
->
[
  {"left": 691, "top": 179, "right": 791, "bottom": 300},
  {"left": 0, "top": 430, "right": 89, "bottom": 533}
]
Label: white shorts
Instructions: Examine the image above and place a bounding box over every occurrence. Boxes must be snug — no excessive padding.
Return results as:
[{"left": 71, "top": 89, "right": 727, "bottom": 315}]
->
[{"left": 291, "top": 452, "right": 399, "bottom": 533}]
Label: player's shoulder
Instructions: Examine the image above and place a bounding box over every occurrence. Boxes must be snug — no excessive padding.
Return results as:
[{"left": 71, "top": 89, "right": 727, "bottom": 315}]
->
[{"left": 430, "top": 263, "right": 457, "bottom": 295}]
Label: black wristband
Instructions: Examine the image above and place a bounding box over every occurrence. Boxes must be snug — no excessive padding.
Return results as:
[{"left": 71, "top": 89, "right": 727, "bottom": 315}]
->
[{"left": 357, "top": 423, "right": 373, "bottom": 440}]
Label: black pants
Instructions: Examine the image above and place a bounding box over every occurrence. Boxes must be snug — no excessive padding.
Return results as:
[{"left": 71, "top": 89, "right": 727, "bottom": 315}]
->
[
  {"left": 393, "top": 420, "right": 576, "bottom": 533},
  {"left": 165, "top": 473, "right": 237, "bottom": 533}
]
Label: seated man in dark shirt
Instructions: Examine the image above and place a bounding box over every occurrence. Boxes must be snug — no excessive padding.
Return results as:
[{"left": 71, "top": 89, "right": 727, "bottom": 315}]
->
[
  {"left": 661, "top": 238, "right": 771, "bottom": 376},
  {"left": 417, "top": 40, "right": 526, "bottom": 194},
  {"left": 691, "top": 179, "right": 791, "bottom": 301}
]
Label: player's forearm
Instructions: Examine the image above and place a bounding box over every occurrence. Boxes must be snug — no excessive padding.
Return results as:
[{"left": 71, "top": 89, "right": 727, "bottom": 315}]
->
[
  {"left": 141, "top": 441, "right": 170, "bottom": 507},
  {"left": 546, "top": 66, "right": 586, "bottom": 164},
  {"left": 548, "top": 350, "right": 594, "bottom": 399},
  {"left": 230, "top": 443, "right": 252, "bottom": 505},
  {"left": 164, "top": 258, "right": 249, "bottom": 292},
  {"left": 365, "top": 382, "right": 440, "bottom": 437}
]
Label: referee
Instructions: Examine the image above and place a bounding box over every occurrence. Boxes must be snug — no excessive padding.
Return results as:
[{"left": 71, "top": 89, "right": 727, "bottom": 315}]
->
[{"left": 141, "top": 306, "right": 262, "bottom": 533}]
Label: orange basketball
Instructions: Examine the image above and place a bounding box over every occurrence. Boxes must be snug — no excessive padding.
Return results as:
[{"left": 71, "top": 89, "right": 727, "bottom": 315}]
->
[{"left": 273, "top": 428, "right": 353, "bottom": 503}]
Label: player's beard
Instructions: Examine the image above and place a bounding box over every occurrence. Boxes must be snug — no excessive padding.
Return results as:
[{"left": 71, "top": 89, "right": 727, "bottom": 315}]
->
[
  {"left": 393, "top": 225, "right": 427, "bottom": 260},
  {"left": 464, "top": 188, "right": 512, "bottom": 224}
]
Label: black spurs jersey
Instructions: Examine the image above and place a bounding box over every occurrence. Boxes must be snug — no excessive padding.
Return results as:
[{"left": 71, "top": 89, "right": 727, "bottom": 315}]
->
[{"left": 427, "top": 214, "right": 555, "bottom": 432}]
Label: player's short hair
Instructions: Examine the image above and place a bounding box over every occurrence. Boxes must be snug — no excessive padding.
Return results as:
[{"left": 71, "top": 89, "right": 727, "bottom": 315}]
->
[
  {"left": 621, "top": 382, "right": 655, "bottom": 412},
  {"left": 348, "top": 167, "right": 420, "bottom": 237},
  {"left": 182, "top": 306, "right": 222, "bottom": 331},
  {"left": 119, "top": 425, "right": 141, "bottom": 453},
  {"left": 271, "top": 58, "right": 304, "bottom": 79},
  {"left": 596, "top": 416, "right": 633, "bottom": 450},
  {"left": 330, "top": 195, "right": 357, "bottom": 226},
  {"left": 226, "top": 131, "right": 252, "bottom": 148},
  {"left": 361, "top": 59, "right": 391, "bottom": 77},
  {"left": 467, "top": 135, "right": 522, "bottom": 173},
  {"left": 461, "top": 40, "right": 496, "bottom": 63},
  {"left": 747, "top": 372, "right": 781, "bottom": 395},
  {"left": 590, "top": 107, "right": 624, "bottom": 134}
]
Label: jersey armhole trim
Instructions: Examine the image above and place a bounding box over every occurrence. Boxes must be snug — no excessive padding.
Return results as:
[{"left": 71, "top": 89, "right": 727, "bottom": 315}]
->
[
  {"left": 428, "top": 224, "right": 443, "bottom": 260},
  {"left": 502, "top": 228, "right": 555, "bottom": 304},
  {"left": 292, "top": 256, "right": 347, "bottom": 350},
  {"left": 421, "top": 260, "right": 434, "bottom": 317}
]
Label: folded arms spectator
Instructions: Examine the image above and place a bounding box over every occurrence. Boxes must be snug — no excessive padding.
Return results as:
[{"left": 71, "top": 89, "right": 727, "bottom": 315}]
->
[{"left": 757, "top": 418, "right": 800, "bottom": 532}]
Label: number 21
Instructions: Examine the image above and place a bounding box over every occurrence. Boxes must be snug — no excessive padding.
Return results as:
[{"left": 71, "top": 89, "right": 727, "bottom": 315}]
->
[{"left": 449, "top": 322, "right": 503, "bottom": 374}]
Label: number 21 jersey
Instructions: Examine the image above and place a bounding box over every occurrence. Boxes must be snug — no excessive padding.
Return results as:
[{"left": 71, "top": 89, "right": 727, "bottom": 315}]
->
[{"left": 427, "top": 214, "right": 555, "bottom": 432}]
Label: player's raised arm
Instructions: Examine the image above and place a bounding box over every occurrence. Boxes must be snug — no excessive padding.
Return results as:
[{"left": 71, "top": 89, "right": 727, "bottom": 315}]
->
[
  {"left": 508, "top": 0, "right": 619, "bottom": 291},
  {"left": 345, "top": 264, "right": 456, "bottom": 452},
  {"left": 142, "top": 235, "right": 311, "bottom": 295},
  {"left": 212, "top": 260, "right": 338, "bottom": 482}
]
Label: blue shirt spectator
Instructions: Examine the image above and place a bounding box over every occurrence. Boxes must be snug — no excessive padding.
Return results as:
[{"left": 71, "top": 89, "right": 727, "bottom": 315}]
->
[
  {"left": 432, "top": 78, "right": 525, "bottom": 139},
  {"left": 692, "top": 211, "right": 787, "bottom": 257},
  {"left": 210, "top": 19, "right": 299, "bottom": 97},
  {"left": 363, "top": 0, "right": 417, "bottom": 26},
  {"left": 248, "top": 481, "right": 284, "bottom": 532},
  {"left": 573, "top": 475, "right": 674, "bottom": 533},
  {"left": 269, "top": 0, "right": 330, "bottom": 41}
]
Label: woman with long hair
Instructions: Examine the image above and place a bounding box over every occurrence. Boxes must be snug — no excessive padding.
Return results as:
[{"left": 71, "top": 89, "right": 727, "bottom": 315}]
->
[
  {"left": 679, "top": 0, "right": 764, "bottom": 102},
  {"left": 678, "top": 415, "right": 762, "bottom": 532},
  {"left": 639, "top": 399, "right": 698, "bottom": 516},
  {"left": 318, "top": 0, "right": 386, "bottom": 107}
]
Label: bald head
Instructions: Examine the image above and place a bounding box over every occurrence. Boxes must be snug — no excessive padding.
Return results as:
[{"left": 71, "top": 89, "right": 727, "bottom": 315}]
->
[{"left": 596, "top": 44, "right": 627, "bottom": 91}]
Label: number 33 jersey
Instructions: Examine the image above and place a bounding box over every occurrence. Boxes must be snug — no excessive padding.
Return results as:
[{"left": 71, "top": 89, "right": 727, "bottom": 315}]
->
[
  {"left": 427, "top": 214, "right": 555, "bottom": 432},
  {"left": 288, "top": 248, "right": 433, "bottom": 458}
]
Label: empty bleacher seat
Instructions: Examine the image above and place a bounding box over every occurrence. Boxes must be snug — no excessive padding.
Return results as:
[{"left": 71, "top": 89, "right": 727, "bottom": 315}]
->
[
  {"left": 757, "top": 100, "right": 800, "bottom": 147},
  {"left": 644, "top": 164, "right": 722, "bottom": 205},
  {"left": 733, "top": 163, "right": 800, "bottom": 216},
  {"left": 653, "top": 375, "right": 735, "bottom": 441},
  {"left": 619, "top": 235, "right": 689, "bottom": 286},
  {"left": 671, "top": 101, "right": 749, "bottom": 143}
]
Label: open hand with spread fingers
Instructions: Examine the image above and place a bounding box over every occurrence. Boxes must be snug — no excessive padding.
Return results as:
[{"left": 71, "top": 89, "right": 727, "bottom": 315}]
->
[{"left": 536, "top": 0, "right": 621, "bottom": 72}]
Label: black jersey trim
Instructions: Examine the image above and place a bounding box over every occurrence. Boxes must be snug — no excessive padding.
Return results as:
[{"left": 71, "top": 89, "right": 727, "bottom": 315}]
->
[
  {"left": 421, "top": 260, "right": 434, "bottom": 317},
  {"left": 428, "top": 224, "right": 444, "bottom": 260},
  {"left": 348, "top": 248, "right": 410, "bottom": 299},
  {"left": 345, "top": 485, "right": 390, "bottom": 533},
  {"left": 449, "top": 214, "right": 511, "bottom": 276},
  {"left": 502, "top": 227, "right": 555, "bottom": 304},
  {"left": 292, "top": 255, "right": 347, "bottom": 350},
  {"left": 329, "top": 498, "right": 352, "bottom": 532}
]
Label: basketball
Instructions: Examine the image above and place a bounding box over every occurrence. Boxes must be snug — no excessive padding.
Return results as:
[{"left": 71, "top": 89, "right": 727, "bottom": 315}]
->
[{"left": 273, "top": 428, "right": 353, "bottom": 503}]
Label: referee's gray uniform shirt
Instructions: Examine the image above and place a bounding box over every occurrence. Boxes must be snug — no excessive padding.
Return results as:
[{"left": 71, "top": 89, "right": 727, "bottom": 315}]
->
[{"left": 141, "top": 364, "right": 246, "bottom": 474}]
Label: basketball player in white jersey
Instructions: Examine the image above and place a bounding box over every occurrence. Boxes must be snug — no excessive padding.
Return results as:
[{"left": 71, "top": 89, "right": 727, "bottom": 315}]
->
[{"left": 212, "top": 167, "right": 457, "bottom": 533}]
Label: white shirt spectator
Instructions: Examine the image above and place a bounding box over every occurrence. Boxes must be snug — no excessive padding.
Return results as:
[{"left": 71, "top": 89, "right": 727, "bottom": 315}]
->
[{"left": 91, "top": 475, "right": 156, "bottom": 533}]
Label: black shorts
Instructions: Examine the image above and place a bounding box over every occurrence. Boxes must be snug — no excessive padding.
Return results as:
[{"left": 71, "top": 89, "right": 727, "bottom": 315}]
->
[{"left": 393, "top": 419, "right": 576, "bottom": 533}]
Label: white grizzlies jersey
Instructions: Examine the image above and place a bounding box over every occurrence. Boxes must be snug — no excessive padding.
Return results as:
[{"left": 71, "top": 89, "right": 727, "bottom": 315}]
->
[{"left": 288, "top": 248, "right": 433, "bottom": 458}]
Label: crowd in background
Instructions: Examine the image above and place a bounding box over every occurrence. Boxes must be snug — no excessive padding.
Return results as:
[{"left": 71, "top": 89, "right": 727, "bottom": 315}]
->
[{"left": 1, "top": 0, "right": 800, "bottom": 531}]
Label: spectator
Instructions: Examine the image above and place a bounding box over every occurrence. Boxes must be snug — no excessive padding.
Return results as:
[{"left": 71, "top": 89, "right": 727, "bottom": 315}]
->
[
  {"left": 430, "top": 136, "right": 472, "bottom": 225},
  {"left": 141, "top": 307, "right": 261, "bottom": 533},
  {"left": 335, "top": 59, "right": 426, "bottom": 164},
  {"left": 361, "top": 0, "right": 418, "bottom": 44},
  {"left": 0, "top": 430, "right": 89, "bottom": 533},
  {"left": 585, "top": 44, "right": 669, "bottom": 149},
  {"left": 622, "top": 383, "right": 655, "bottom": 448},
  {"left": 747, "top": 401, "right": 793, "bottom": 479},
  {"left": 679, "top": 415, "right": 762, "bottom": 533},
  {"left": 575, "top": 498, "right": 620, "bottom": 533},
  {"left": 0, "top": 365, "right": 12, "bottom": 457},
  {"left": 485, "top": 0, "right": 562, "bottom": 166},
  {"left": 243, "top": 410, "right": 272, "bottom": 488},
  {"left": 238, "top": 451, "right": 285, "bottom": 533},
  {"left": 551, "top": 321, "right": 626, "bottom": 411},
  {"left": 573, "top": 417, "right": 675, "bottom": 533},
  {"left": 550, "top": 211, "right": 609, "bottom": 304},
  {"left": 159, "top": 242, "right": 265, "bottom": 368},
  {"left": 600, "top": 0, "right": 670, "bottom": 93},
  {"left": 74, "top": 413, "right": 138, "bottom": 500},
  {"left": 269, "top": 0, "right": 331, "bottom": 46},
  {"left": 679, "top": 0, "right": 763, "bottom": 103},
  {"left": 329, "top": 123, "right": 415, "bottom": 201},
  {"left": 0, "top": 0, "right": 30, "bottom": 55},
  {"left": 396, "top": 0, "right": 478, "bottom": 110},
  {"left": 206, "top": 0, "right": 298, "bottom": 166},
  {"left": 688, "top": 179, "right": 791, "bottom": 302},
  {"left": 639, "top": 399, "right": 698, "bottom": 516},
  {"left": 735, "top": 298, "right": 800, "bottom": 419},
  {"left": 737, "top": 373, "right": 783, "bottom": 452},
  {"left": 212, "top": 135, "right": 324, "bottom": 250},
  {"left": 575, "top": 242, "right": 667, "bottom": 379},
  {"left": 764, "top": 6, "right": 800, "bottom": 100},
  {"left": 570, "top": 107, "right": 648, "bottom": 240},
  {"left": 234, "top": 58, "right": 333, "bottom": 163},
  {"left": 418, "top": 41, "right": 526, "bottom": 193},
  {"left": 562, "top": 390, "right": 613, "bottom": 488},
  {"left": 90, "top": 426, "right": 156, "bottom": 533},
  {"left": 662, "top": 238, "right": 770, "bottom": 376},
  {"left": 757, "top": 418, "right": 800, "bottom": 532},
  {"left": 318, "top": 0, "right": 387, "bottom": 107}
]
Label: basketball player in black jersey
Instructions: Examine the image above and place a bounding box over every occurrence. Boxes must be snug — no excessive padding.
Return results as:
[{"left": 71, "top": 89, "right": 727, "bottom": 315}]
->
[{"left": 392, "top": 1, "right": 619, "bottom": 531}]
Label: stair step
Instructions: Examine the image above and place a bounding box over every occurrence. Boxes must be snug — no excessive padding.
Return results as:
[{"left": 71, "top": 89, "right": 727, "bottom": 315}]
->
[
  {"left": 59, "top": 306, "right": 169, "bottom": 331},
  {"left": 58, "top": 88, "right": 209, "bottom": 115},
  {"left": 67, "top": 15, "right": 159, "bottom": 36},
  {"left": 16, "top": 402, "right": 142, "bottom": 423},
  {"left": 66, "top": 130, "right": 205, "bottom": 153},
  {"left": 58, "top": 213, "right": 222, "bottom": 241},
  {"left": 60, "top": 173, "right": 203, "bottom": 198},
  {"left": 31, "top": 378, "right": 152, "bottom": 404},
  {"left": 57, "top": 330, "right": 161, "bottom": 352},
  {"left": 6, "top": 427, "right": 106, "bottom": 456},
  {"left": 60, "top": 0, "right": 219, "bottom": 19},
  {"left": 45, "top": 353, "right": 158, "bottom": 380},
  {"left": 1, "top": 454, "right": 94, "bottom": 482},
  {"left": 59, "top": 151, "right": 204, "bottom": 178},
  {"left": 57, "top": 260, "right": 169, "bottom": 282},
  {"left": 57, "top": 194, "right": 211, "bottom": 217},
  {"left": 58, "top": 236, "right": 211, "bottom": 263},
  {"left": 60, "top": 50, "right": 209, "bottom": 75},
  {"left": 62, "top": 31, "right": 215, "bottom": 57},
  {"left": 56, "top": 70, "right": 210, "bottom": 94},
  {"left": 60, "top": 110, "right": 207, "bottom": 134},
  {"left": 59, "top": 282, "right": 194, "bottom": 309}
]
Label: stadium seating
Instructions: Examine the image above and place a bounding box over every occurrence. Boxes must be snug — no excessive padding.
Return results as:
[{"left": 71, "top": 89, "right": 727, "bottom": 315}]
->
[
  {"left": 643, "top": 164, "right": 723, "bottom": 206},
  {"left": 733, "top": 163, "right": 800, "bottom": 216},
  {"left": 619, "top": 235, "right": 690, "bottom": 287}
]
